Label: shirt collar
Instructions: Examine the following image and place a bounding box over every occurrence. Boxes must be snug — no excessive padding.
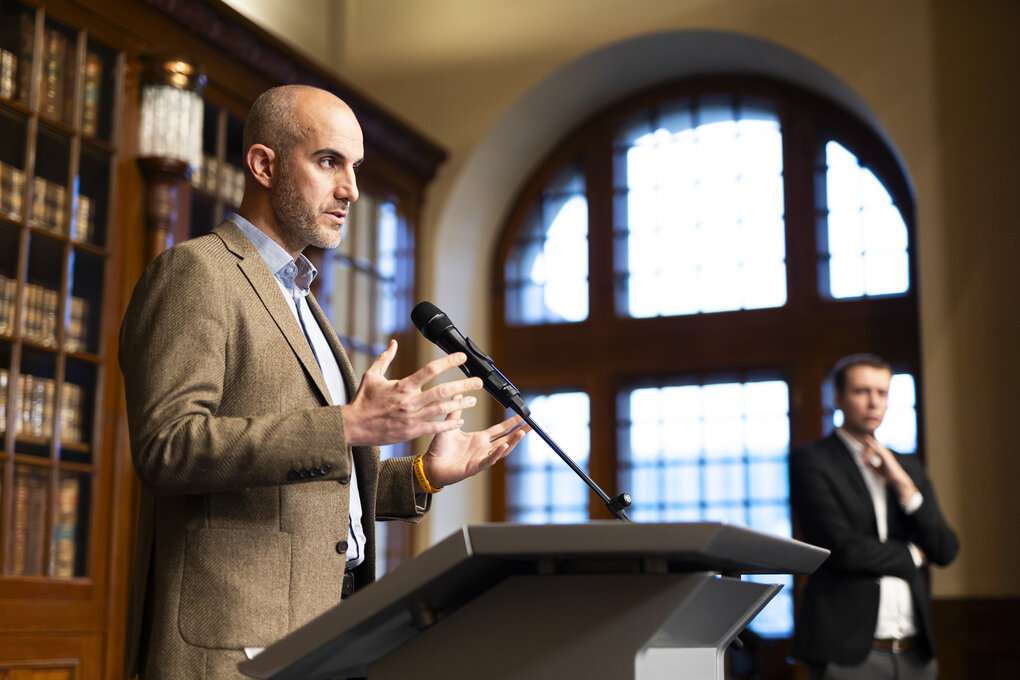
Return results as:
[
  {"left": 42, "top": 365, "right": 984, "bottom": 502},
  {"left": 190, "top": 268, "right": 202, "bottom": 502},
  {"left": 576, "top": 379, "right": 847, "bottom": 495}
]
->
[
  {"left": 229, "top": 214, "right": 317, "bottom": 294},
  {"left": 835, "top": 427, "right": 864, "bottom": 457}
]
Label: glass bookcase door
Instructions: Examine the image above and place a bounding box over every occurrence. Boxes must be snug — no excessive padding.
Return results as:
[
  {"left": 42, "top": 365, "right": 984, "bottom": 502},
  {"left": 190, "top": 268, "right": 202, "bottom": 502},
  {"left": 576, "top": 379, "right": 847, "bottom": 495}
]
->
[
  {"left": 0, "top": 0, "right": 120, "bottom": 582},
  {"left": 76, "top": 142, "right": 112, "bottom": 248},
  {"left": 0, "top": 106, "right": 28, "bottom": 224},
  {"left": 0, "top": 0, "right": 34, "bottom": 110}
]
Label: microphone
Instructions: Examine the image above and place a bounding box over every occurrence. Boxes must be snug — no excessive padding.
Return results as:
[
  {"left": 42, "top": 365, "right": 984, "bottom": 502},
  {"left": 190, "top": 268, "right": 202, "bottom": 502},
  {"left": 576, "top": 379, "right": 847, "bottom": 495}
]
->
[
  {"left": 410, "top": 301, "right": 530, "bottom": 417},
  {"left": 410, "top": 301, "right": 633, "bottom": 521}
]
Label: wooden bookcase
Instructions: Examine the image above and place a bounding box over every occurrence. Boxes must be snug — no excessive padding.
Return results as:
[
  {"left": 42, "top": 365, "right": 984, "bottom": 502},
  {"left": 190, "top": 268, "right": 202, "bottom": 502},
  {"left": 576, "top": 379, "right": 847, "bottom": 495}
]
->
[
  {"left": 0, "top": 0, "right": 445, "bottom": 677},
  {"left": 0, "top": 0, "right": 123, "bottom": 677}
]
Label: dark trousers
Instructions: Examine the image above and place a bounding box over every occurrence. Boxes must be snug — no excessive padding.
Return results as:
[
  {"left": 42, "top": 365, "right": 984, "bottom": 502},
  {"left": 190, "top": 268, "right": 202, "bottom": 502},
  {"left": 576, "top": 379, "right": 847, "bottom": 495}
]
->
[{"left": 807, "top": 648, "right": 937, "bottom": 680}]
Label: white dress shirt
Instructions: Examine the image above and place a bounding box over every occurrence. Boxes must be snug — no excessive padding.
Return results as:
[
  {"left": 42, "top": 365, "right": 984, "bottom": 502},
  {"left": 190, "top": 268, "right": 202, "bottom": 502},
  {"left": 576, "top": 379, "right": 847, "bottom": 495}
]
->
[
  {"left": 835, "top": 427, "right": 923, "bottom": 639},
  {"left": 231, "top": 215, "right": 367, "bottom": 570}
]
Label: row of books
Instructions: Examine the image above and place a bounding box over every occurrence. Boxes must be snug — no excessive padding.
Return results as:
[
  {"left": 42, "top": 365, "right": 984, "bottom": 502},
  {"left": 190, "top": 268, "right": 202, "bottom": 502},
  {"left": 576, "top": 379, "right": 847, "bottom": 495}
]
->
[
  {"left": 0, "top": 18, "right": 104, "bottom": 137},
  {"left": 0, "top": 46, "right": 16, "bottom": 101},
  {"left": 0, "top": 160, "right": 25, "bottom": 221},
  {"left": 0, "top": 161, "right": 95, "bottom": 243},
  {"left": 192, "top": 154, "right": 245, "bottom": 207},
  {"left": 0, "top": 368, "right": 88, "bottom": 445},
  {"left": 0, "top": 275, "right": 90, "bottom": 352},
  {"left": 9, "top": 467, "right": 81, "bottom": 578}
]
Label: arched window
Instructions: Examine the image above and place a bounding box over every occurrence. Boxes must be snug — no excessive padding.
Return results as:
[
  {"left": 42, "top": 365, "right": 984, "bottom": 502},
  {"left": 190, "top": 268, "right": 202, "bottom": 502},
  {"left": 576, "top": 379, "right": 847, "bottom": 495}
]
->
[{"left": 492, "top": 77, "right": 921, "bottom": 639}]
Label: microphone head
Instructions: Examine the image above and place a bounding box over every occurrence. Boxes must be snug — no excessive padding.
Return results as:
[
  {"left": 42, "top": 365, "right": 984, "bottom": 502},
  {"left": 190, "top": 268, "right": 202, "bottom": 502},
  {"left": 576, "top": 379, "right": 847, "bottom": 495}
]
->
[{"left": 410, "top": 301, "right": 452, "bottom": 342}]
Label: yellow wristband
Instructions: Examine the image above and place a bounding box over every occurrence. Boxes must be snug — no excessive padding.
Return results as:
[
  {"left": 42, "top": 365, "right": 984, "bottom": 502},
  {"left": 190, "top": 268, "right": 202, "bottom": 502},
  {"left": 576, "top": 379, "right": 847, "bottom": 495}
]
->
[{"left": 413, "top": 455, "right": 443, "bottom": 494}]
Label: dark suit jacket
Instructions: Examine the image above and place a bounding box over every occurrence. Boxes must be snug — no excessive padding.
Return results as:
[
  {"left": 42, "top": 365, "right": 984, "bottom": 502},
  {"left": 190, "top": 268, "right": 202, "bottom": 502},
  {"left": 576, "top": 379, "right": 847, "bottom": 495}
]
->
[
  {"left": 119, "top": 221, "right": 428, "bottom": 679},
  {"left": 788, "top": 433, "right": 958, "bottom": 665}
]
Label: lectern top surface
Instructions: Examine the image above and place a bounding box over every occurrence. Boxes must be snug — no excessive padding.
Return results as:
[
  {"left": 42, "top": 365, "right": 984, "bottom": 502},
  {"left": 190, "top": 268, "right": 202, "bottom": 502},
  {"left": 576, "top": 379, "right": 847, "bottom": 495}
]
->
[{"left": 462, "top": 521, "right": 827, "bottom": 573}]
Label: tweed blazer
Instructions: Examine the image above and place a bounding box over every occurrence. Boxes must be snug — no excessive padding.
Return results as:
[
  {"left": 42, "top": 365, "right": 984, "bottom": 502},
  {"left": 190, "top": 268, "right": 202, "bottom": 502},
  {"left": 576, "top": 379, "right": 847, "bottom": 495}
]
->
[
  {"left": 119, "top": 221, "right": 427, "bottom": 679},
  {"left": 788, "top": 433, "right": 959, "bottom": 666}
]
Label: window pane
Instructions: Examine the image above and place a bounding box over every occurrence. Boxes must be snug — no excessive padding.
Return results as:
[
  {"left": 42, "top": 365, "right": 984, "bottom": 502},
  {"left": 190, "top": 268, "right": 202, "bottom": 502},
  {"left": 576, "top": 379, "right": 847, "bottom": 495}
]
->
[
  {"left": 818, "top": 140, "right": 909, "bottom": 299},
  {"left": 617, "top": 377, "right": 793, "bottom": 637},
  {"left": 328, "top": 195, "right": 411, "bottom": 379},
  {"left": 505, "top": 163, "right": 588, "bottom": 325},
  {"left": 614, "top": 97, "right": 786, "bottom": 318},
  {"left": 506, "top": 391, "right": 590, "bottom": 523}
]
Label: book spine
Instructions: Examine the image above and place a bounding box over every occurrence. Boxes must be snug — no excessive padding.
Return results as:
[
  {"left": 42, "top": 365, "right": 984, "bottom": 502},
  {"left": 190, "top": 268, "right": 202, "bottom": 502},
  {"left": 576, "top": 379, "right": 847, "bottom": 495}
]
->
[
  {"left": 74, "top": 193, "right": 92, "bottom": 243},
  {"left": 0, "top": 161, "right": 26, "bottom": 221},
  {"left": 0, "top": 367, "right": 7, "bottom": 433},
  {"left": 82, "top": 53, "right": 101, "bottom": 137},
  {"left": 204, "top": 155, "right": 219, "bottom": 195},
  {"left": 0, "top": 273, "right": 12, "bottom": 335},
  {"left": 30, "top": 374, "right": 45, "bottom": 437},
  {"left": 53, "top": 476, "right": 79, "bottom": 578},
  {"left": 30, "top": 176, "right": 46, "bottom": 228},
  {"left": 23, "top": 469, "right": 48, "bottom": 575},
  {"left": 21, "top": 283, "right": 36, "bottom": 342},
  {"left": 14, "top": 374, "right": 22, "bottom": 435},
  {"left": 17, "top": 12, "right": 33, "bottom": 108},
  {"left": 190, "top": 154, "right": 204, "bottom": 190},
  {"left": 12, "top": 467, "right": 49, "bottom": 576},
  {"left": 0, "top": 48, "right": 16, "bottom": 100},
  {"left": 12, "top": 469, "right": 28, "bottom": 574},
  {"left": 42, "top": 287, "right": 57, "bottom": 347},
  {"left": 42, "top": 377, "right": 55, "bottom": 437},
  {"left": 52, "top": 182, "right": 66, "bottom": 235},
  {"left": 60, "top": 382, "right": 82, "bottom": 444},
  {"left": 41, "top": 28, "right": 65, "bottom": 121}
]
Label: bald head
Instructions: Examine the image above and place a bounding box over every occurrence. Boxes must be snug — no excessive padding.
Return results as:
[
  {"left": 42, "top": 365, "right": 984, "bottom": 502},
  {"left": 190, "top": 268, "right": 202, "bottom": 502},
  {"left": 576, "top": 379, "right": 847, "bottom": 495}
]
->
[
  {"left": 238, "top": 85, "right": 363, "bottom": 257},
  {"left": 242, "top": 85, "right": 355, "bottom": 173}
]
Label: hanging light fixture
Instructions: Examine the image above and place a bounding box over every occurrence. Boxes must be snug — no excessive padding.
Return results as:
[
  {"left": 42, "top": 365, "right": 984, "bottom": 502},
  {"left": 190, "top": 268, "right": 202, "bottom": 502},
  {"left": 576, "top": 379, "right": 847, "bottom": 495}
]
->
[
  {"left": 136, "top": 55, "right": 206, "bottom": 259},
  {"left": 137, "top": 55, "right": 205, "bottom": 169}
]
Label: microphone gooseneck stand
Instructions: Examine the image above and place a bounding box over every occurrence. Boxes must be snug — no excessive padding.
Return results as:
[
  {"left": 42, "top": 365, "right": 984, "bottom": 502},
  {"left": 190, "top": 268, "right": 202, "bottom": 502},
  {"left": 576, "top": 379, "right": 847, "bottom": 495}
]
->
[{"left": 512, "top": 406, "right": 633, "bottom": 522}]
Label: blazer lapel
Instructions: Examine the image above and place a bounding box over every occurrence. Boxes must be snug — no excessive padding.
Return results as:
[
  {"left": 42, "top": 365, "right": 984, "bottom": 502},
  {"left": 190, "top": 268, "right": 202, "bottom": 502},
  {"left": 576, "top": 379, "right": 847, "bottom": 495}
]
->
[
  {"left": 306, "top": 293, "right": 358, "bottom": 399},
  {"left": 213, "top": 221, "right": 333, "bottom": 405},
  {"left": 826, "top": 433, "right": 881, "bottom": 536}
]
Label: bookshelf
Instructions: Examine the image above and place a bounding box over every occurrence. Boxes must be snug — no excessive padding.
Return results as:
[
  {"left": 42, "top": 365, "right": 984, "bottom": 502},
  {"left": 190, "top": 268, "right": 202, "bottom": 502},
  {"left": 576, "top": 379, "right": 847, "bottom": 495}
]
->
[
  {"left": 0, "top": 0, "right": 119, "bottom": 590},
  {"left": 0, "top": 0, "right": 121, "bottom": 676}
]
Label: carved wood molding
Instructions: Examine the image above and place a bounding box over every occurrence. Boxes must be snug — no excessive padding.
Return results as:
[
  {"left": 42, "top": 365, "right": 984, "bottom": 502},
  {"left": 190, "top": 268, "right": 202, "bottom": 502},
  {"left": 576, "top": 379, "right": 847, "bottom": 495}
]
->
[{"left": 136, "top": 0, "right": 446, "bottom": 184}]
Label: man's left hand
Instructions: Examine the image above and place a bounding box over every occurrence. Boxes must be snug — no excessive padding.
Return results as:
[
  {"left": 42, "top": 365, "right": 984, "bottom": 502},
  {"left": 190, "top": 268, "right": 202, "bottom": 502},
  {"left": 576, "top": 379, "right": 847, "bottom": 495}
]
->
[{"left": 419, "top": 403, "right": 530, "bottom": 489}]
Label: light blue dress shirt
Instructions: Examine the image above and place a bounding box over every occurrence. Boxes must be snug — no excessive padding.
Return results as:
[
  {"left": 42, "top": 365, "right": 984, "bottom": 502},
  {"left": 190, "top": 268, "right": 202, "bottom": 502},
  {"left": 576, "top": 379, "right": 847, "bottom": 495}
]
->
[{"left": 229, "top": 214, "right": 366, "bottom": 569}]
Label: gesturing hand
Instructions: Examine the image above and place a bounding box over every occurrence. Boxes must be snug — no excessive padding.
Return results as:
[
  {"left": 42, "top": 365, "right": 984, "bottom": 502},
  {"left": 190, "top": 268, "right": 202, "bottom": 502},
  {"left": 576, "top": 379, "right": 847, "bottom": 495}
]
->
[
  {"left": 862, "top": 435, "right": 918, "bottom": 504},
  {"left": 420, "top": 404, "right": 531, "bottom": 489},
  {"left": 342, "top": 339, "right": 484, "bottom": 447}
]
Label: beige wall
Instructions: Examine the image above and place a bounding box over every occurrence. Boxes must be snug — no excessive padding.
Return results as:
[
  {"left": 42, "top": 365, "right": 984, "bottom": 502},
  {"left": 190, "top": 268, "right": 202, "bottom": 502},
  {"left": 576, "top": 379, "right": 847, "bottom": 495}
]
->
[{"left": 227, "top": 0, "right": 1019, "bottom": 597}]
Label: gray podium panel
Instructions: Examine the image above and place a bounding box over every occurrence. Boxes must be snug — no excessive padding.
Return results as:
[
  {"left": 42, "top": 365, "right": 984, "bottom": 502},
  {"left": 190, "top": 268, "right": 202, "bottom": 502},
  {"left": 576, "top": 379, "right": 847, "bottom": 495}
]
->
[
  {"left": 373, "top": 573, "right": 778, "bottom": 680},
  {"left": 238, "top": 522, "right": 828, "bottom": 680}
]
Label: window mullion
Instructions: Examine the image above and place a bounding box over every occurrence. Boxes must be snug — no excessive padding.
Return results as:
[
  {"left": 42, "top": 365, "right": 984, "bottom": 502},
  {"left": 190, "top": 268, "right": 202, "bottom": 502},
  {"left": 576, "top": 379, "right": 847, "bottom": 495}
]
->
[
  {"left": 585, "top": 124, "right": 615, "bottom": 323},
  {"left": 780, "top": 103, "right": 818, "bottom": 314}
]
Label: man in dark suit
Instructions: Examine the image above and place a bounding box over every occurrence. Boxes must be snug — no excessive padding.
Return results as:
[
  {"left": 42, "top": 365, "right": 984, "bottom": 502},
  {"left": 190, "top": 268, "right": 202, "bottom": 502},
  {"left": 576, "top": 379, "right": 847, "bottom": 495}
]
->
[
  {"left": 789, "top": 354, "right": 959, "bottom": 680},
  {"left": 119, "top": 85, "right": 528, "bottom": 678}
]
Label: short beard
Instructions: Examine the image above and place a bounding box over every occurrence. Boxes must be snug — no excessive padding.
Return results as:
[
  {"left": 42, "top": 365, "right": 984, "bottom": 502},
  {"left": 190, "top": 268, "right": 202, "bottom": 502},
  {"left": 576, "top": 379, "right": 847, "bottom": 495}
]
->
[{"left": 270, "top": 163, "right": 343, "bottom": 252}]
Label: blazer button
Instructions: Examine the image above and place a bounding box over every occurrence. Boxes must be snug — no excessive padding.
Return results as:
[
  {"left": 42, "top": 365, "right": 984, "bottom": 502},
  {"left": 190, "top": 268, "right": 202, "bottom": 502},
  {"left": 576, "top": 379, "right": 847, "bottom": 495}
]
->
[
  {"left": 336, "top": 540, "right": 348, "bottom": 554},
  {"left": 338, "top": 475, "right": 350, "bottom": 484},
  {"left": 299, "top": 468, "right": 310, "bottom": 479},
  {"left": 287, "top": 470, "right": 300, "bottom": 481},
  {"left": 308, "top": 467, "right": 320, "bottom": 478},
  {"left": 319, "top": 464, "right": 332, "bottom": 475}
]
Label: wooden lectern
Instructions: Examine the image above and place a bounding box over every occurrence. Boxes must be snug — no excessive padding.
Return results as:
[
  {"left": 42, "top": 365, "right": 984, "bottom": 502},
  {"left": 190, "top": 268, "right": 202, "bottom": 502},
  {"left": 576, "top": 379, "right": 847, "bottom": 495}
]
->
[{"left": 239, "top": 522, "right": 828, "bottom": 680}]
